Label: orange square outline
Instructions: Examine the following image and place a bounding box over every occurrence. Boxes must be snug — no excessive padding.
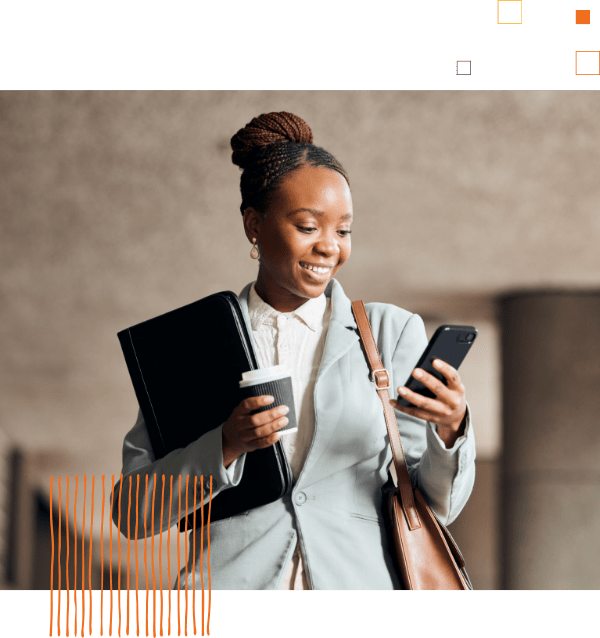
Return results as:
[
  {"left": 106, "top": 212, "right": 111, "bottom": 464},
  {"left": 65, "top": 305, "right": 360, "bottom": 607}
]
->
[
  {"left": 575, "top": 50, "right": 600, "bottom": 75},
  {"left": 498, "top": 0, "right": 523, "bottom": 24},
  {"left": 576, "top": 10, "right": 590, "bottom": 24}
]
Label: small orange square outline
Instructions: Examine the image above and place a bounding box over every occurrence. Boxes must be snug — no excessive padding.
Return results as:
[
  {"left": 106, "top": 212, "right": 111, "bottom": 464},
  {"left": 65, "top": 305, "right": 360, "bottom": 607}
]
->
[
  {"left": 498, "top": 0, "right": 523, "bottom": 24},
  {"left": 576, "top": 10, "right": 590, "bottom": 24},
  {"left": 575, "top": 51, "right": 600, "bottom": 75}
]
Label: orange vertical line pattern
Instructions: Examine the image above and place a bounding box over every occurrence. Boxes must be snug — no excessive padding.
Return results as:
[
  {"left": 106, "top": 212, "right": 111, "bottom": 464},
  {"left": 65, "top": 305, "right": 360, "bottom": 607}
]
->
[
  {"left": 127, "top": 476, "right": 132, "bottom": 637},
  {"left": 89, "top": 476, "right": 95, "bottom": 635},
  {"left": 81, "top": 475, "right": 87, "bottom": 638},
  {"left": 159, "top": 475, "right": 166, "bottom": 637},
  {"left": 110, "top": 475, "right": 115, "bottom": 637},
  {"left": 167, "top": 476, "right": 173, "bottom": 638},
  {"left": 101, "top": 476, "right": 105, "bottom": 637},
  {"left": 135, "top": 475, "right": 140, "bottom": 638},
  {"left": 151, "top": 473, "right": 157, "bottom": 638},
  {"left": 207, "top": 476, "right": 212, "bottom": 636},
  {"left": 144, "top": 474, "right": 149, "bottom": 638},
  {"left": 192, "top": 476, "right": 197, "bottom": 637},
  {"left": 74, "top": 476, "right": 79, "bottom": 637},
  {"left": 50, "top": 475, "right": 54, "bottom": 637},
  {"left": 200, "top": 477, "right": 204, "bottom": 637},
  {"left": 117, "top": 474, "right": 124, "bottom": 637},
  {"left": 58, "top": 476, "right": 62, "bottom": 637},
  {"left": 177, "top": 476, "right": 181, "bottom": 638},
  {"left": 184, "top": 476, "right": 189, "bottom": 638},
  {"left": 66, "top": 476, "right": 71, "bottom": 637}
]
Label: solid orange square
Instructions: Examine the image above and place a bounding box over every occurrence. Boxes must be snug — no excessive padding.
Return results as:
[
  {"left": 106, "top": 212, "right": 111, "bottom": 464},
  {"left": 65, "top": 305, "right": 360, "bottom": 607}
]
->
[{"left": 576, "top": 10, "right": 590, "bottom": 24}]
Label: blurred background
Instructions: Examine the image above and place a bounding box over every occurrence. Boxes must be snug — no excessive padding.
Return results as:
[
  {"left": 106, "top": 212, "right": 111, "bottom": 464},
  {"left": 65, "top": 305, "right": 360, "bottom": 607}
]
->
[{"left": 1, "top": 90, "right": 599, "bottom": 591}]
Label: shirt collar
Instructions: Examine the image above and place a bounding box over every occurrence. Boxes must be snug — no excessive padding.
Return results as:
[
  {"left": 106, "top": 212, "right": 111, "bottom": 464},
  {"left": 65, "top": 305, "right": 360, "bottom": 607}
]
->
[{"left": 248, "top": 282, "right": 328, "bottom": 332}]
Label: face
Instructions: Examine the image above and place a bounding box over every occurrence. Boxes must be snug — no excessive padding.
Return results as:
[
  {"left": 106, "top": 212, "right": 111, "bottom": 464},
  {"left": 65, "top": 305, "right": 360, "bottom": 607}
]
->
[{"left": 244, "top": 165, "right": 353, "bottom": 312}]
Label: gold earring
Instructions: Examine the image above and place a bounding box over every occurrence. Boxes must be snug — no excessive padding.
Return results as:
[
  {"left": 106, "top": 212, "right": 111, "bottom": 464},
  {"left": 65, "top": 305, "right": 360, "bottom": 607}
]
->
[{"left": 250, "top": 238, "right": 259, "bottom": 259}]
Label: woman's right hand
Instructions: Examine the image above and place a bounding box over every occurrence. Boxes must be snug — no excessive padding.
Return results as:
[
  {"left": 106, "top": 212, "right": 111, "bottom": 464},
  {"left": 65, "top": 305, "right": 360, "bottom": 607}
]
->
[{"left": 222, "top": 395, "right": 290, "bottom": 469}]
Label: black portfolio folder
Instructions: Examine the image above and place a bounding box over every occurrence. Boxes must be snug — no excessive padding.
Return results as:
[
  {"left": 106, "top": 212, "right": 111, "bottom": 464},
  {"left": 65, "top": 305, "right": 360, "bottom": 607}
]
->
[{"left": 117, "top": 291, "right": 293, "bottom": 527}]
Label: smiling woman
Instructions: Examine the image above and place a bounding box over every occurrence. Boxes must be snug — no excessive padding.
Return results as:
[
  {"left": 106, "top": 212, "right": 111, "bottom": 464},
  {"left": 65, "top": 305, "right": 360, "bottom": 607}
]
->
[{"left": 113, "top": 111, "right": 477, "bottom": 591}]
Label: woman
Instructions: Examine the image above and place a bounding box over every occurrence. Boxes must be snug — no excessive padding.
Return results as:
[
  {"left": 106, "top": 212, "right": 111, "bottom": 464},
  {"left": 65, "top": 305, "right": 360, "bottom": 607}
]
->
[{"left": 113, "top": 111, "right": 476, "bottom": 590}]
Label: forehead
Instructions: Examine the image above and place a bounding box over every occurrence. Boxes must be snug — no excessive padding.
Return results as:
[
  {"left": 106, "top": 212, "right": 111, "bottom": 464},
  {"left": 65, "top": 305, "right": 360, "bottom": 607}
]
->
[{"left": 272, "top": 165, "right": 353, "bottom": 218}]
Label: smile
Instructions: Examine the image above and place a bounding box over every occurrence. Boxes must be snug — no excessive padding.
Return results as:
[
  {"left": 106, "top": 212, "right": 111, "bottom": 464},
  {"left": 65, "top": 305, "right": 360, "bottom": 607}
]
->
[{"left": 299, "top": 261, "right": 333, "bottom": 275}]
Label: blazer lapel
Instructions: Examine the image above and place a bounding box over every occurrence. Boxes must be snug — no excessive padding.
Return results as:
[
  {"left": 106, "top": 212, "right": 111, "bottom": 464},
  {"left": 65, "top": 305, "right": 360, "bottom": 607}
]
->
[{"left": 316, "top": 278, "right": 359, "bottom": 382}]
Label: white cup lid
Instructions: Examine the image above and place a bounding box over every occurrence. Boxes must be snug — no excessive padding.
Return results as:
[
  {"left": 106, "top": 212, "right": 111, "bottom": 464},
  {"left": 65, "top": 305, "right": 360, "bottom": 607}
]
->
[{"left": 239, "top": 364, "right": 291, "bottom": 387}]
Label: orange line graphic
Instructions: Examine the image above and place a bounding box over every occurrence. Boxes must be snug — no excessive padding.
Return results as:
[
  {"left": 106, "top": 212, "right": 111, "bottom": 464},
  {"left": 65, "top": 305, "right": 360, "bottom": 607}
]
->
[
  {"left": 159, "top": 475, "right": 166, "bottom": 637},
  {"left": 50, "top": 475, "right": 54, "bottom": 637},
  {"left": 89, "top": 476, "right": 95, "bottom": 635},
  {"left": 135, "top": 475, "right": 140, "bottom": 637},
  {"left": 58, "top": 476, "right": 62, "bottom": 636},
  {"left": 207, "top": 476, "right": 212, "bottom": 635},
  {"left": 66, "top": 476, "right": 71, "bottom": 637},
  {"left": 177, "top": 476, "right": 181, "bottom": 637},
  {"left": 110, "top": 475, "right": 114, "bottom": 637},
  {"left": 144, "top": 474, "right": 149, "bottom": 638},
  {"left": 167, "top": 476, "right": 173, "bottom": 637},
  {"left": 151, "top": 473, "right": 157, "bottom": 638},
  {"left": 101, "top": 476, "right": 105, "bottom": 637},
  {"left": 117, "top": 474, "right": 124, "bottom": 637},
  {"left": 184, "top": 476, "right": 189, "bottom": 637},
  {"left": 81, "top": 475, "right": 86, "bottom": 637},
  {"left": 74, "top": 476, "right": 78, "bottom": 636},
  {"left": 192, "top": 476, "right": 197, "bottom": 637},
  {"left": 200, "top": 477, "right": 204, "bottom": 636},
  {"left": 127, "top": 476, "right": 132, "bottom": 636}
]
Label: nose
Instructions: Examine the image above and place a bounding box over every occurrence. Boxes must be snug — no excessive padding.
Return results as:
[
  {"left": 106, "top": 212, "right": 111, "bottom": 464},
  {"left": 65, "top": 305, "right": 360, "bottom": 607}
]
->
[{"left": 313, "top": 230, "right": 340, "bottom": 258}]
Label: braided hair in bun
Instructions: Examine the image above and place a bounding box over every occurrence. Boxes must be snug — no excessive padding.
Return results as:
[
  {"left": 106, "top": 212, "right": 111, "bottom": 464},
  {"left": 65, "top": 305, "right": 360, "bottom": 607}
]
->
[{"left": 231, "top": 111, "right": 350, "bottom": 217}]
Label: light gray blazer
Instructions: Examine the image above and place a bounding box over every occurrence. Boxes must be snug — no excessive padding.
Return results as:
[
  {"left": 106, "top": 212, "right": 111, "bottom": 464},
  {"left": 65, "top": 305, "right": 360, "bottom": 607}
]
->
[{"left": 113, "top": 277, "right": 476, "bottom": 589}]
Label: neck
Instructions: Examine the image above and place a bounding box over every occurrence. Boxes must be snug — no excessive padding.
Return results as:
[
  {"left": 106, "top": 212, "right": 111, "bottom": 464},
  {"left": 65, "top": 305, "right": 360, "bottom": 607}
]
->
[{"left": 254, "top": 273, "right": 313, "bottom": 313}]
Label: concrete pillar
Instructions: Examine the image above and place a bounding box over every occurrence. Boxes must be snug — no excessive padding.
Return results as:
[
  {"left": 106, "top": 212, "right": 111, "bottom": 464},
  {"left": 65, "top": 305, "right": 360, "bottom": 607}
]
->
[{"left": 499, "top": 291, "right": 600, "bottom": 589}]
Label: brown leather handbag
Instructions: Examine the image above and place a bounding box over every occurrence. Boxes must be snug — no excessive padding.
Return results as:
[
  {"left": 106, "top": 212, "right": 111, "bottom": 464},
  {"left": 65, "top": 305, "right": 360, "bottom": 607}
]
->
[{"left": 351, "top": 300, "right": 473, "bottom": 590}]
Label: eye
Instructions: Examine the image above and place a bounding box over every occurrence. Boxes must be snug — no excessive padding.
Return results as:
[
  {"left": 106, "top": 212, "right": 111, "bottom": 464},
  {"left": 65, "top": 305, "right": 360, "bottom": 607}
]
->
[
  {"left": 297, "top": 226, "right": 317, "bottom": 233},
  {"left": 338, "top": 230, "right": 352, "bottom": 237}
]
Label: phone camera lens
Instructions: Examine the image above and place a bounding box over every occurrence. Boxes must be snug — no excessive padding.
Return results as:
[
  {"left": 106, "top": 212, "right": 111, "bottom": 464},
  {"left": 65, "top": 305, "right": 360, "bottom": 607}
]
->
[{"left": 466, "top": 333, "right": 475, "bottom": 342}]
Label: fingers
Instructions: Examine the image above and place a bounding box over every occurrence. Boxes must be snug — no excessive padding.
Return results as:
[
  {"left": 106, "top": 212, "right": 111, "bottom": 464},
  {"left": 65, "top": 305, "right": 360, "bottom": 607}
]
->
[
  {"left": 392, "top": 388, "right": 449, "bottom": 416},
  {"left": 235, "top": 394, "right": 290, "bottom": 447},
  {"left": 431, "top": 359, "right": 464, "bottom": 393},
  {"left": 239, "top": 395, "right": 275, "bottom": 413},
  {"left": 407, "top": 366, "right": 452, "bottom": 403},
  {"left": 390, "top": 400, "right": 440, "bottom": 423}
]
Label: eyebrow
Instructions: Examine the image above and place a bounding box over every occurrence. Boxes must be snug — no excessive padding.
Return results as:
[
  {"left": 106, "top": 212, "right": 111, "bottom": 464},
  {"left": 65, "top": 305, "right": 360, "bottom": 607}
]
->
[{"left": 286, "top": 208, "right": 353, "bottom": 221}]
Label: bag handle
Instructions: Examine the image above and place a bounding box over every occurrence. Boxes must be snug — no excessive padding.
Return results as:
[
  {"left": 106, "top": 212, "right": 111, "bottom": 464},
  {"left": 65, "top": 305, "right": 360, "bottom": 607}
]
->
[{"left": 351, "top": 300, "right": 421, "bottom": 531}]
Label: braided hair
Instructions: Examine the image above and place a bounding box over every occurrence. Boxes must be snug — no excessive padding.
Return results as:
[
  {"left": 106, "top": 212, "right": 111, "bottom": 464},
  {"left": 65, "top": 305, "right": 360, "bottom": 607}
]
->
[{"left": 230, "top": 111, "right": 350, "bottom": 217}]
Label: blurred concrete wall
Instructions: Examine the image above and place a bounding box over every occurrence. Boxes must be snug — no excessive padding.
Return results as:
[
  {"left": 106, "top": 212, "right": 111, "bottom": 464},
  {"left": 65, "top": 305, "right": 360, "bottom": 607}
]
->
[{"left": 1, "top": 91, "right": 599, "bottom": 589}]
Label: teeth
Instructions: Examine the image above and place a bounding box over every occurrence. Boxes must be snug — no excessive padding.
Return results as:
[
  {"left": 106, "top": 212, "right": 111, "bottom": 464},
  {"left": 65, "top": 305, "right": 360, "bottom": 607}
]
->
[{"left": 301, "top": 262, "right": 330, "bottom": 274}]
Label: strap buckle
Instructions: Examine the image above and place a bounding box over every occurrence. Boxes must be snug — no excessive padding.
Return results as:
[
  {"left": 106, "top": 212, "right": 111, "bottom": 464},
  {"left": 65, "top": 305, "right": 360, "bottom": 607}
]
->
[{"left": 371, "top": 368, "right": 390, "bottom": 390}]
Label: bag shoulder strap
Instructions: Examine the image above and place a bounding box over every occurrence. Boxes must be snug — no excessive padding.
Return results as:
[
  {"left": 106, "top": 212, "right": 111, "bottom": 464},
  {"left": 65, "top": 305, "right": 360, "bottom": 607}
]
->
[{"left": 351, "top": 300, "right": 421, "bottom": 531}]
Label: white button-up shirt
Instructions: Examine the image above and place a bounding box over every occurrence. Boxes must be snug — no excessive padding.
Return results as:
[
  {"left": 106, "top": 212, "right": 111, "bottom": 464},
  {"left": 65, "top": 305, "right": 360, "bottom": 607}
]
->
[{"left": 245, "top": 281, "right": 332, "bottom": 588}]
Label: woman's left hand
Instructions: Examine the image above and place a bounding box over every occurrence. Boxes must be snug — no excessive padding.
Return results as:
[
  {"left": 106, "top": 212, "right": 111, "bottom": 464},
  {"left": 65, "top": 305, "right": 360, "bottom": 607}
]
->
[{"left": 389, "top": 358, "right": 467, "bottom": 449}]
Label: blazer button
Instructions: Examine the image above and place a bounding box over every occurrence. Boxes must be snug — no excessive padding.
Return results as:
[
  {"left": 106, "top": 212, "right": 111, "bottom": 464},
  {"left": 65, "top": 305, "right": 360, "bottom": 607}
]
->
[{"left": 294, "top": 491, "right": 307, "bottom": 505}]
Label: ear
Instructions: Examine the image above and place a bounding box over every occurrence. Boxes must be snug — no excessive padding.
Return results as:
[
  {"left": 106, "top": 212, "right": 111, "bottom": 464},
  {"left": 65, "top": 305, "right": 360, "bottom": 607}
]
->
[{"left": 243, "top": 208, "right": 262, "bottom": 242}]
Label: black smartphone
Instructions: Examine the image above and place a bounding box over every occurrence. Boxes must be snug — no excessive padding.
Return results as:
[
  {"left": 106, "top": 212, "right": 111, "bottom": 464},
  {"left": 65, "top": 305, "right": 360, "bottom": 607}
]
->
[{"left": 396, "top": 325, "right": 478, "bottom": 407}]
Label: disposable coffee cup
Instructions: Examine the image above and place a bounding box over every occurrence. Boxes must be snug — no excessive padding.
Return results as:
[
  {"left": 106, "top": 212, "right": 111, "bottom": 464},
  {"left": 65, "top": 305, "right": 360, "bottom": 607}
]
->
[{"left": 238, "top": 364, "right": 297, "bottom": 435}]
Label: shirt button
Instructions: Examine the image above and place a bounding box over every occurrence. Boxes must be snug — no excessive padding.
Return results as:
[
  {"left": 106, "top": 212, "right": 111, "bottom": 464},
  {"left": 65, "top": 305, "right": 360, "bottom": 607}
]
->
[{"left": 295, "top": 491, "right": 307, "bottom": 505}]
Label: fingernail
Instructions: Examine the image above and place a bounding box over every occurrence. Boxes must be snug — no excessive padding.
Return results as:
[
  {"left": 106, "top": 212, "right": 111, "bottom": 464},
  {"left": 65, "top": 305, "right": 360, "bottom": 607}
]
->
[
  {"left": 398, "top": 387, "right": 407, "bottom": 394},
  {"left": 264, "top": 396, "right": 274, "bottom": 403},
  {"left": 280, "top": 405, "right": 289, "bottom": 414},
  {"left": 413, "top": 369, "right": 422, "bottom": 378}
]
